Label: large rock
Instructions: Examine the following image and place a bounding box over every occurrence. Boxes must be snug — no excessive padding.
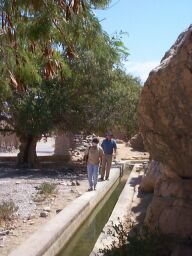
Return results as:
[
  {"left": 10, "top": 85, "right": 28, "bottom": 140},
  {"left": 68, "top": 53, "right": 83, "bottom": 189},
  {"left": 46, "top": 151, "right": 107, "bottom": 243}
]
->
[
  {"left": 138, "top": 25, "right": 192, "bottom": 178},
  {"left": 138, "top": 26, "right": 192, "bottom": 240},
  {"left": 129, "top": 133, "right": 145, "bottom": 152},
  {"left": 140, "top": 160, "right": 162, "bottom": 192},
  {"left": 144, "top": 178, "right": 192, "bottom": 238}
]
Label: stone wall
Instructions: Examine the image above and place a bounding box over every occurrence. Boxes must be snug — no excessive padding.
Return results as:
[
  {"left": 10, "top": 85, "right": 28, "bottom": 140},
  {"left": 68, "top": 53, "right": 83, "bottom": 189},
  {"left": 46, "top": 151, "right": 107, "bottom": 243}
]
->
[
  {"left": 0, "top": 133, "right": 19, "bottom": 152},
  {"left": 54, "top": 133, "right": 74, "bottom": 161}
]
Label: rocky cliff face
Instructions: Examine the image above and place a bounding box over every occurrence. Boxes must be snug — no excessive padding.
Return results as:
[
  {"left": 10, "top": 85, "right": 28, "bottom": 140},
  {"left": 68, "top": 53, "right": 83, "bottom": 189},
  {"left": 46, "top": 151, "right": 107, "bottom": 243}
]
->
[
  {"left": 138, "top": 26, "right": 192, "bottom": 178},
  {"left": 138, "top": 25, "right": 192, "bottom": 240}
]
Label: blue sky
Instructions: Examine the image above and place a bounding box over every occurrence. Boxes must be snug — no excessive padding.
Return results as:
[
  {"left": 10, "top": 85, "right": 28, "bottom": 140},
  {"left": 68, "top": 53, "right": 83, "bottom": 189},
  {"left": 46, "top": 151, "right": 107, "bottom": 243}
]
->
[{"left": 95, "top": 0, "right": 192, "bottom": 82}]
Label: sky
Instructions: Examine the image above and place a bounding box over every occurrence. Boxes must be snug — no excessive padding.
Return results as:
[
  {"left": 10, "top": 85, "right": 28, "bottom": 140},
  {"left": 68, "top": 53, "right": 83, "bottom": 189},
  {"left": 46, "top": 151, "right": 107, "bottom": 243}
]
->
[{"left": 95, "top": 0, "right": 192, "bottom": 82}]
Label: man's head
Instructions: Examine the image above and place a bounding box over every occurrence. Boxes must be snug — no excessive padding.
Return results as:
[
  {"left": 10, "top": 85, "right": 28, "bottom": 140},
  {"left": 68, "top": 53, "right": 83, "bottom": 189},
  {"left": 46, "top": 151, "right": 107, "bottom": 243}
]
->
[
  {"left": 92, "top": 137, "right": 99, "bottom": 147},
  {"left": 105, "top": 131, "right": 113, "bottom": 140}
]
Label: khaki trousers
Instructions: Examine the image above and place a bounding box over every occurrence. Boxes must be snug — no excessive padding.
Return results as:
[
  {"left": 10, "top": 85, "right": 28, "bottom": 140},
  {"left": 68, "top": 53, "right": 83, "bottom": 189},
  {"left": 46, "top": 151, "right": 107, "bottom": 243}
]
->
[{"left": 101, "top": 154, "right": 112, "bottom": 179}]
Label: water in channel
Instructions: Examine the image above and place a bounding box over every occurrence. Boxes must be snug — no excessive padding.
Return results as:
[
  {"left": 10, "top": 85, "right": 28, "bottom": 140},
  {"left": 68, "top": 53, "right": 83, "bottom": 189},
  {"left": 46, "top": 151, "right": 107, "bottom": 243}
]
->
[{"left": 58, "top": 165, "right": 131, "bottom": 256}]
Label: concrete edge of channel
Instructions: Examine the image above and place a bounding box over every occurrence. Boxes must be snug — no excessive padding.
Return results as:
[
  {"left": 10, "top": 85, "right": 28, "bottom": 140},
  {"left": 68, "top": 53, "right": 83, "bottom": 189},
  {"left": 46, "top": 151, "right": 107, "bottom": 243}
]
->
[
  {"left": 90, "top": 163, "right": 145, "bottom": 255},
  {"left": 9, "top": 165, "right": 125, "bottom": 256}
]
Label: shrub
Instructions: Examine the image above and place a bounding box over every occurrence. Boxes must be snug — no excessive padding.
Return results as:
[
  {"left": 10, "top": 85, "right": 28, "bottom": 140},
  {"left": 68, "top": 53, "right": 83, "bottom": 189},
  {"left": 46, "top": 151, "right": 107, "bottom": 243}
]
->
[
  {"left": 38, "top": 182, "right": 57, "bottom": 196},
  {"left": 0, "top": 201, "right": 18, "bottom": 222},
  {"left": 98, "top": 218, "right": 174, "bottom": 256}
]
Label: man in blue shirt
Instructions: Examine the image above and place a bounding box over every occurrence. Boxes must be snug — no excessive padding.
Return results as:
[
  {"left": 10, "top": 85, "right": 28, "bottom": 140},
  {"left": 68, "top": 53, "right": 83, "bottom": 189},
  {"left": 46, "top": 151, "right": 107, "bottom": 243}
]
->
[{"left": 101, "top": 131, "right": 117, "bottom": 180}]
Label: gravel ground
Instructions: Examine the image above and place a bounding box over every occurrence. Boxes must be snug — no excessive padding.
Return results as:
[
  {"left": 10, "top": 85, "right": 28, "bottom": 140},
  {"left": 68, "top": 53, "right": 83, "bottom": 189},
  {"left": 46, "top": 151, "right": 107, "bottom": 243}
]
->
[
  {"left": 0, "top": 167, "right": 87, "bottom": 217},
  {"left": 0, "top": 166, "right": 88, "bottom": 255}
]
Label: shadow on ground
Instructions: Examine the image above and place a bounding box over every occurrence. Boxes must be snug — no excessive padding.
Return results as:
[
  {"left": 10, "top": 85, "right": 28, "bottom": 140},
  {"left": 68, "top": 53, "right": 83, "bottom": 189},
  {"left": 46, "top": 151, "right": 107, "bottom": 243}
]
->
[{"left": 0, "top": 156, "right": 87, "bottom": 180}]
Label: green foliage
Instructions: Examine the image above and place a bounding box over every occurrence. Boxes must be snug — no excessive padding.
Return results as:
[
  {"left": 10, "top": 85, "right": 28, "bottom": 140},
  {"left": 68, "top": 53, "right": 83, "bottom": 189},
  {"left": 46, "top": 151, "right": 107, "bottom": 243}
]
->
[
  {"left": 0, "top": 0, "right": 139, "bottom": 168},
  {"left": 12, "top": 91, "right": 54, "bottom": 137},
  {"left": 27, "top": 14, "right": 52, "bottom": 41},
  {"left": 90, "top": 0, "right": 112, "bottom": 9},
  {"left": 111, "top": 31, "right": 129, "bottom": 62},
  {"left": 0, "top": 0, "right": 120, "bottom": 135},
  {"left": 86, "top": 69, "right": 142, "bottom": 139},
  {"left": 0, "top": 78, "right": 11, "bottom": 100}
]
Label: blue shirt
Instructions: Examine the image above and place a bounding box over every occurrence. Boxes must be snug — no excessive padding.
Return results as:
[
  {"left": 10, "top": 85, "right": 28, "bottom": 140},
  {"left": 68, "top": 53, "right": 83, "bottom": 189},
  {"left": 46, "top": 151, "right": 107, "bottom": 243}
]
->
[{"left": 101, "top": 139, "right": 117, "bottom": 155}]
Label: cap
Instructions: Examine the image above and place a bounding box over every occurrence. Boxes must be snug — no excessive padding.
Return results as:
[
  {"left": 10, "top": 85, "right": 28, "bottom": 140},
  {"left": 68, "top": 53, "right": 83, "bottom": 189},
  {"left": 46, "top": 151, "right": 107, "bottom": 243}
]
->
[{"left": 106, "top": 131, "right": 113, "bottom": 136}]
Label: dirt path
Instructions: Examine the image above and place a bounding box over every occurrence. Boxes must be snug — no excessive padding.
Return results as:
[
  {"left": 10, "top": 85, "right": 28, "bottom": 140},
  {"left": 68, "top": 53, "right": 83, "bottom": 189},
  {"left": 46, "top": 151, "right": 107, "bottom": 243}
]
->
[{"left": 116, "top": 143, "right": 149, "bottom": 161}]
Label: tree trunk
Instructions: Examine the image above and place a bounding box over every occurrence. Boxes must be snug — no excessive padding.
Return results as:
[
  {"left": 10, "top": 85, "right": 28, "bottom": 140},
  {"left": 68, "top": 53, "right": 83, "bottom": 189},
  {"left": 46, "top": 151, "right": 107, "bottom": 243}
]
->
[{"left": 17, "top": 135, "right": 39, "bottom": 168}]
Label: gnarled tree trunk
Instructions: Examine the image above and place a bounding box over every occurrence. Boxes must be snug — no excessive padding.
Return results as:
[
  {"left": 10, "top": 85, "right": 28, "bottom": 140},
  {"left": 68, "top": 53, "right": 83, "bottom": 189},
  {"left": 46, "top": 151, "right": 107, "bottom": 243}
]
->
[{"left": 17, "top": 135, "right": 39, "bottom": 168}]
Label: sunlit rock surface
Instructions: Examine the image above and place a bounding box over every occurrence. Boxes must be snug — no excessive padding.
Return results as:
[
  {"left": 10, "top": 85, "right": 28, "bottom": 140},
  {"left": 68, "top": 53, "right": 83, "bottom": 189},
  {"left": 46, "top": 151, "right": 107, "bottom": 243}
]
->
[
  {"left": 140, "top": 160, "right": 162, "bottom": 192},
  {"left": 138, "top": 25, "right": 192, "bottom": 239}
]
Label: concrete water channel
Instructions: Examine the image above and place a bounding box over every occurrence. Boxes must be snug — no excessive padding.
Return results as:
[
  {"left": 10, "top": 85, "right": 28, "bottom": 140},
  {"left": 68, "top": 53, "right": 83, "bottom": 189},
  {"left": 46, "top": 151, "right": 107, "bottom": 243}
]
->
[
  {"left": 57, "top": 164, "right": 130, "bottom": 256},
  {"left": 10, "top": 161, "right": 146, "bottom": 256}
]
